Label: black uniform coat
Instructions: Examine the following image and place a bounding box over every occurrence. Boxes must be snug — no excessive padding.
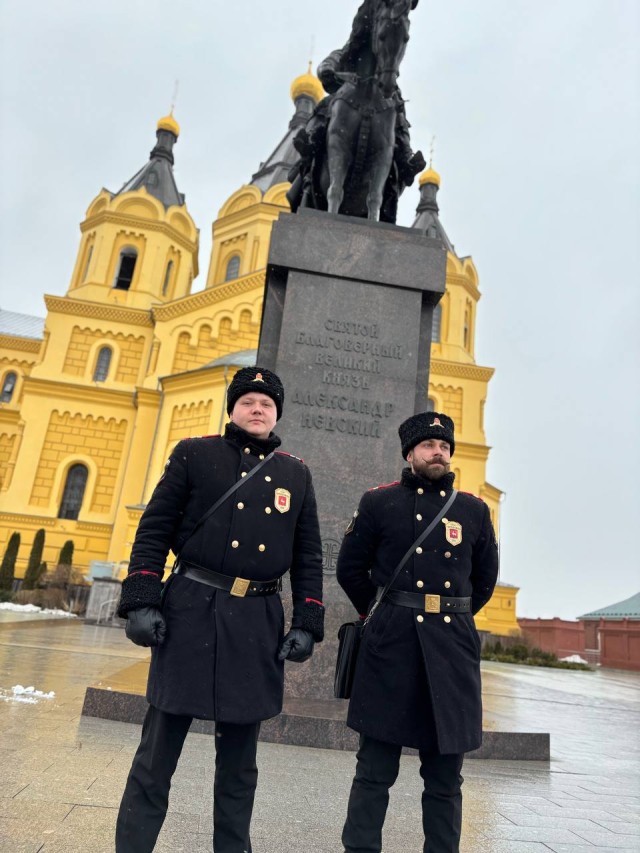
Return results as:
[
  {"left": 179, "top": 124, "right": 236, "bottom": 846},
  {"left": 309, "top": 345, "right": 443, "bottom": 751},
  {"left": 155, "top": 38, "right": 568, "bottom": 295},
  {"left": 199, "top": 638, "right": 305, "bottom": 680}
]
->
[
  {"left": 124, "top": 423, "right": 323, "bottom": 724},
  {"left": 336, "top": 469, "right": 499, "bottom": 754}
]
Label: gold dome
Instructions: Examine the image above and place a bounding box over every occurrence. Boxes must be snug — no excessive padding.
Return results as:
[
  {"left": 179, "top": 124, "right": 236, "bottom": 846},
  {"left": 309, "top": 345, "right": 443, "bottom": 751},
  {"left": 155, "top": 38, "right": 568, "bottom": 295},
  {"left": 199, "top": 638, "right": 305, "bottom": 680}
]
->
[
  {"left": 290, "top": 62, "right": 325, "bottom": 105},
  {"left": 157, "top": 112, "right": 180, "bottom": 137},
  {"left": 419, "top": 167, "right": 441, "bottom": 187}
]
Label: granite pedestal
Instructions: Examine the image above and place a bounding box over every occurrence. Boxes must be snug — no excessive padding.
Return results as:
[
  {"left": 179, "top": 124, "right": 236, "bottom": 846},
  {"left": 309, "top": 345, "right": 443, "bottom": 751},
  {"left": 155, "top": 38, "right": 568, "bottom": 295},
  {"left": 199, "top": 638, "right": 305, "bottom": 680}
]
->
[
  {"left": 81, "top": 661, "right": 550, "bottom": 760},
  {"left": 258, "top": 209, "right": 447, "bottom": 700}
]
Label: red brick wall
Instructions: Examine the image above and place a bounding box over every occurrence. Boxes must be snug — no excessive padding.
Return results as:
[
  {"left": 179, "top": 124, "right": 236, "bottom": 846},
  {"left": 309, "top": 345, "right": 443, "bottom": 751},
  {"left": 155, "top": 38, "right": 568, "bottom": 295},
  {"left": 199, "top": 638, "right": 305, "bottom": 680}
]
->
[
  {"left": 600, "top": 620, "right": 640, "bottom": 671},
  {"left": 518, "top": 618, "right": 585, "bottom": 658}
]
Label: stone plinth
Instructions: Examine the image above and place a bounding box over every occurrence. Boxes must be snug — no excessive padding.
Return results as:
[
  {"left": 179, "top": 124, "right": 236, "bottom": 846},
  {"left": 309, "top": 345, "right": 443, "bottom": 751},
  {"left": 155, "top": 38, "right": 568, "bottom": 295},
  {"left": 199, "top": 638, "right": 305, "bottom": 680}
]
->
[
  {"left": 81, "top": 662, "right": 550, "bottom": 760},
  {"left": 257, "top": 209, "right": 447, "bottom": 699}
]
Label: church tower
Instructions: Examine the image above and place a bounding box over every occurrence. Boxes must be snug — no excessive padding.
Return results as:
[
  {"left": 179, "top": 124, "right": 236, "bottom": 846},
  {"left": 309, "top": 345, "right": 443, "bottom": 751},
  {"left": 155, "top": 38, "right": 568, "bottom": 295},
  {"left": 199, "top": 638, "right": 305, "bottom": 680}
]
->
[
  {"left": 67, "top": 114, "right": 198, "bottom": 310},
  {"left": 206, "top": 64, "right": 324, "bottom": 289},
  {"left": 413, "top": 167, "right": 517, "bottom": 634},
  {"left": 0, "top": 114, "right": 198, "bottom": 576}
]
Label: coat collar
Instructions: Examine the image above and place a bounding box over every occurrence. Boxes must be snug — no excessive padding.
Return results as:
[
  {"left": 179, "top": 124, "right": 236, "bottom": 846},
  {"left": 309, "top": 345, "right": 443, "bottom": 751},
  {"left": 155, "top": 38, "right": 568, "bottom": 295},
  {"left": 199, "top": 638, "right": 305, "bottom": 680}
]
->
[
  {"left": 224, "top": 422, "right": 282, "bottom": 455},
  {"left": 401, "top": 467, "right": 456, "bottom": 493}
]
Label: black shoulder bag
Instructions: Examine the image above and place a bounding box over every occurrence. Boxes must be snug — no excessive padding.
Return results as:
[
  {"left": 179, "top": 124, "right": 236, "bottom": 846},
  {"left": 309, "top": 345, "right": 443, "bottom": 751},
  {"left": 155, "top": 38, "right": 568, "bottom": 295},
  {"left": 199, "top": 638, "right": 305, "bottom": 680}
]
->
[{"left": 334, "top": 489, "right": 458, "bottom": 699}]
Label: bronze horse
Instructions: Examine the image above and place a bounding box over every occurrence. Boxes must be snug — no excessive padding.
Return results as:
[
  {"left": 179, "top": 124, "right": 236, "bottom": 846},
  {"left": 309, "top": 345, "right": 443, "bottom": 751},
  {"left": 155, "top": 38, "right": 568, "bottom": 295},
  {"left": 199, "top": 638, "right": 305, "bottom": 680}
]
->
[{"left": 325, "top": 0, "right": 418, "bottom": 221}]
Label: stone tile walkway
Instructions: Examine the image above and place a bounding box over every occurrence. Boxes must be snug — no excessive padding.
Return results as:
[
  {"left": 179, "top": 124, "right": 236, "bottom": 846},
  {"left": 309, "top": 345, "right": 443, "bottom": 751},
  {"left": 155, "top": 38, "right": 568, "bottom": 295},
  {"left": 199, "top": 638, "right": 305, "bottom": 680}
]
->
[{"left": 0, "top": 619, "right": 638, "bottom": 851}]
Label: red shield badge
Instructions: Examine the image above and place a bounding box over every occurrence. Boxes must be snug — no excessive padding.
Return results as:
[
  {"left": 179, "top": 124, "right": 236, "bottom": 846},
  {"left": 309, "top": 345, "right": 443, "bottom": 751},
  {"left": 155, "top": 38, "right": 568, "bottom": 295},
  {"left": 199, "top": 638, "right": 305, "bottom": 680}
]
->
[
  {"left": 274, "top": 488, "right": 291, "bottom": 514},
  {"left": 443, "top": 519, "right": 462, "bottom": 546}
]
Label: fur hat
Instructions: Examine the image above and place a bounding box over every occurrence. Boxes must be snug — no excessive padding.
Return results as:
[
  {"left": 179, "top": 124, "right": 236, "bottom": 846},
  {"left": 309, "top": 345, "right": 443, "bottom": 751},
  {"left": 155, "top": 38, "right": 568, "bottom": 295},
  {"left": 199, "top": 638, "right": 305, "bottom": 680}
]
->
[
  {"left": 226, "top": 366, "right": 284, "bottom": 420},
  {"left": 398, "top": 411, "right": 455, "bottom": 459}
]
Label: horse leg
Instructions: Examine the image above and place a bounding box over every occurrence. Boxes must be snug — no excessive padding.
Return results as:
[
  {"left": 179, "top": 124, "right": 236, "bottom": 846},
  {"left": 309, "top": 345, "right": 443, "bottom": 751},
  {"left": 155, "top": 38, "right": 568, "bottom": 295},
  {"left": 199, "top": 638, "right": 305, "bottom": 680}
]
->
[
  {"left": 326, "top": 104, "right": 356, "bottom": 215},
  {"left": 366, "top": 113, "right": 396, "bottom": 221}
]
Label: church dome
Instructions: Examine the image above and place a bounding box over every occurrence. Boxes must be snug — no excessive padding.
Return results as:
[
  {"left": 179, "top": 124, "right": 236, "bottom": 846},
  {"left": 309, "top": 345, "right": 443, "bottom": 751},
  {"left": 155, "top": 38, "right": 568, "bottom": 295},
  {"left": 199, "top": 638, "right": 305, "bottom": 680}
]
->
[
  {"left": 419, "top": 167, "right": 441, "bottom": 187},
  {"left": 157, "top": 112, "right": 180, "bottom": 137},
  {"left": 290, "top": 63, "right": 325, "bottom": 104}
]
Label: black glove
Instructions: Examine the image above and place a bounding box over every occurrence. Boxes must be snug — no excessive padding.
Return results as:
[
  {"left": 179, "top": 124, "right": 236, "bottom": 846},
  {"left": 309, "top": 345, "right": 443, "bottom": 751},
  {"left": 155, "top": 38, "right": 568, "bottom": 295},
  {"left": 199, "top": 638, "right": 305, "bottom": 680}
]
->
[
  {"left": 125, "top": 607, "right": 167, "bottom": 647},
  {"left": 278, "top": 628, "right": 315, "bottom": 663}
]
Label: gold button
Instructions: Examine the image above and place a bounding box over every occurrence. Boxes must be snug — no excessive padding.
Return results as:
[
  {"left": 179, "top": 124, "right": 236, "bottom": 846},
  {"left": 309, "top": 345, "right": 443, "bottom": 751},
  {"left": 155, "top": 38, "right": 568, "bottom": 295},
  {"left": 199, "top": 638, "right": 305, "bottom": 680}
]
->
[
  {"left": 416, "top": 580, "right": 424, "bottom": 589},
  {"left": 444, "top": 581, "right": 451, "bottom": 589},
  {"left": 440, "top": 490, "right": 446, "bottom": 497},
  {"left": 265, "top": 507, "right": 272, "bottom": 514},
  {"left": 445, "top": 551, "right": 452, "bottom": 559},
  {"left": 444, "top": 615, "right": 451, "bottom": 623},
  {"left": 417, "top": 488, "right": 424, "bottom": 495},
  {"left": 416, "top": 514, "right": 422, "bottom": 521},
  {"left": 259, "top": 454, "right": 265, "bottom": 460},
  {"left": 258, "top": 544, "right": 266, "bottom": 552},
  {"left": 244, "top": 447, "right": 250, "bottom": 454},
  {"left": 416, "top": 547, "right": 423, "bottom": 555},
  {"left": 237, "top": 502, "right": 245, "bottom": 510},
  {"left": 241, "top": 472, "right": 247, "bottom": 478},
  {"left": 417, "top": 615, "right": 424, "bottom": 623},
  {"left": 265, "top": 476, "right": 272, "bottom": 482},
  {"left": 231, "top": 540, "right": 239, "bottom": 548}
]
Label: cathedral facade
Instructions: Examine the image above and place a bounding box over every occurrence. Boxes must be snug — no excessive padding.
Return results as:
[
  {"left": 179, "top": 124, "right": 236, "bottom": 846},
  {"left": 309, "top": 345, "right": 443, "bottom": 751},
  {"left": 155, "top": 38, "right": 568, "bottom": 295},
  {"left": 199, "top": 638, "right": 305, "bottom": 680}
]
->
[{"left": 0, "top": 68, "right": 518, "bottom": 635}]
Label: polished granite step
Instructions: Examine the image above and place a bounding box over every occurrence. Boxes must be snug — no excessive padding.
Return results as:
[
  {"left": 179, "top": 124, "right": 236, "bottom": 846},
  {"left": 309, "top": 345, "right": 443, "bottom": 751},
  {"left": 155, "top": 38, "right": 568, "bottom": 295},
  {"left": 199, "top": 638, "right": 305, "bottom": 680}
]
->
[{"left": 81, "top": 660, "right": 550, "bottom": 760}]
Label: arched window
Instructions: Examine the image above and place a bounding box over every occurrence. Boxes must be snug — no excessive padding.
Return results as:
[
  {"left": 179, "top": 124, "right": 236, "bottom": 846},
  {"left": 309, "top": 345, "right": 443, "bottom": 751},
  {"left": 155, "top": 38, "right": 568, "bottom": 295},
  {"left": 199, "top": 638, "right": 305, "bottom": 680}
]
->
[
  {"left": 93, "top": 347, "right": 112, "bottom": 382},
  {"left": 114, "top": 248, "right": 138, "bottom": 290},
  {"left": 1, "top": 372, "right": 17, "bottom": 403},
  {"left": 427, "top": 397, "right": 436, "bottom": 413},
  {"left": 162, "top": 260, "right": 174, "bottom": 296},
  {"left": 224, "top": 255, "right": 241, "bottom": 282},
  {"left": 58, "top": 464, "right": 88, "bottom": 520},
  {"left": 431, "top": 304, "right": 442, "bottom": 344}
]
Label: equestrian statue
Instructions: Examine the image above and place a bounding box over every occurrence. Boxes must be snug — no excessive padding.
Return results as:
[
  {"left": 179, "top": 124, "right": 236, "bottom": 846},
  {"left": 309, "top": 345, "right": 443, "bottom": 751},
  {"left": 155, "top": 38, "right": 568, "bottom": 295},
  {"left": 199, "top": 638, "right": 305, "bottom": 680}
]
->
[{"left": 287, "top": 0, "right": 425, "bottom": 224}]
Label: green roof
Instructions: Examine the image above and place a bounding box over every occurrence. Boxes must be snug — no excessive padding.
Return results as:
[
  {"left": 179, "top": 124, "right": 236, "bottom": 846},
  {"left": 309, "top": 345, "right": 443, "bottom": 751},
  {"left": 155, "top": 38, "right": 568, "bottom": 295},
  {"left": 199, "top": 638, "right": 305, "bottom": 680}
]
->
[{"left": 578, "top": 592, "right": 640, "bottom": 620}]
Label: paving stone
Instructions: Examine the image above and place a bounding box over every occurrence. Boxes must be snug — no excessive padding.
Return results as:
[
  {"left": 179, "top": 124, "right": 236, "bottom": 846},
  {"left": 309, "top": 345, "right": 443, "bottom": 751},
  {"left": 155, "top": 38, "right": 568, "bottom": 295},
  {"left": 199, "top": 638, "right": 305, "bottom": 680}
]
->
[
  {"left": 0, "top": 836, "right": 44, "bottom": 853},
  {"left": 593, "top": 820, "right": 640, "bottom": 835},
  {"left": 571, "top": 827, "right": 640, "bottom": 847},
  {"left": 546, "top": 847, "right": 639, "bottom": 853},
  {"left": 1, "top": 619, "right": 639, "bottom": 853}
]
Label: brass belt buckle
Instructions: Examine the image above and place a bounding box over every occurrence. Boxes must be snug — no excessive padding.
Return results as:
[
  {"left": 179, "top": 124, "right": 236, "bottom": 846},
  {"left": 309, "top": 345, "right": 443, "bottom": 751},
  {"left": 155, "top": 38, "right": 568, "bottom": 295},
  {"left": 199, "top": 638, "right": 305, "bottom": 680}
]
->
[
  {"left": 425, "top": 594, "right": 441, "bottom": 613},
  {"left": 230, "top": 577, "right": 250, "bottom": 597}
]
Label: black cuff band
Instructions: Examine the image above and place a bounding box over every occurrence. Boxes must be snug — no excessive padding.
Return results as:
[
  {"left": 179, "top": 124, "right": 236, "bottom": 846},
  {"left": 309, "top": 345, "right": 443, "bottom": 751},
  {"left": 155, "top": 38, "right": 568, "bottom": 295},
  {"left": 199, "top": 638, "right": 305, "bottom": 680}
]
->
[
  {"left": 292, "top": 600, "right": 325, "bottom": 642},
  {"left": 117, "top": 572, "right": 163, "bottom": 618}
]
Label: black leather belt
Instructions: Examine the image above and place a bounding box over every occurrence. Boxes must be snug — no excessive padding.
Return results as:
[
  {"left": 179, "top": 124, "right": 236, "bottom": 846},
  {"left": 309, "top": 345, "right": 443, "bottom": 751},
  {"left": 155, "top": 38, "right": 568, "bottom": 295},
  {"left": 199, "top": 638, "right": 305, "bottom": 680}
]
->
[
  {"left": 384, "top": 589, "right": 471, "bottom": 614},
  {"left": 174, "top": 561, "right": 282, "bottom": 597}
]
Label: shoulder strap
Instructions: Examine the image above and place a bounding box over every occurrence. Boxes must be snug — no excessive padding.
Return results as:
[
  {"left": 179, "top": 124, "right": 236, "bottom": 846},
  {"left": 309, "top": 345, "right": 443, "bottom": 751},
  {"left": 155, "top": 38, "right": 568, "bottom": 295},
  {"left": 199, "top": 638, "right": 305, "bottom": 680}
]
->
[
  {"left": 177, "top": 451, "right": 275, "bottom": 557},
  {"left": 364, "top": 489, "right": 458, "bottom": 626}
]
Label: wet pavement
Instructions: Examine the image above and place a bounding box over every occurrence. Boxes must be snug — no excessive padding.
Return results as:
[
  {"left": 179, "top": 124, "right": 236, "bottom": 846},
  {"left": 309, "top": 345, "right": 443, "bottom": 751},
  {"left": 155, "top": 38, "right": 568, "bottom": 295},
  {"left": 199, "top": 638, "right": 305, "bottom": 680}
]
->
[{"left": 0, "top": 619, "right": 638, "bottom": 852}]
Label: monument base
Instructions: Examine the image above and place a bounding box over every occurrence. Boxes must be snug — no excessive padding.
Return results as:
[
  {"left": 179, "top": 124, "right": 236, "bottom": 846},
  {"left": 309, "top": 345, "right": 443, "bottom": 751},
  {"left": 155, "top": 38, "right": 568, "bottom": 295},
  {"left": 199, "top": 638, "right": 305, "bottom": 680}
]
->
[{"left": 81, "top": 662, "right": 550, "bottom": 761}]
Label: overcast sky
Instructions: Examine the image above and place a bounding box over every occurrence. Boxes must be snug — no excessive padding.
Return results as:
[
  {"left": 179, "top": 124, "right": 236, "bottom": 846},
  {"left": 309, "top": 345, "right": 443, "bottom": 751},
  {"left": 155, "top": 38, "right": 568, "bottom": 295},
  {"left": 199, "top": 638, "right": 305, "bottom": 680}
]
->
[{"left": 1, "top": 0, "right": 638, "bottom": 621}]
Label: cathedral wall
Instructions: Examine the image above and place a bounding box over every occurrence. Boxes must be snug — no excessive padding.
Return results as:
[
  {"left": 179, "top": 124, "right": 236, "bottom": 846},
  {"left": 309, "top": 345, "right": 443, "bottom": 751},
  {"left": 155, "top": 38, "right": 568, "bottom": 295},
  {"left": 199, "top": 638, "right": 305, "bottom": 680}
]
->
[
  {"left": 62, "top": 326, "right": 146, "bottom": 384},
  {"left": 28, "top": 411, "right": 128, "bottom": 514}
]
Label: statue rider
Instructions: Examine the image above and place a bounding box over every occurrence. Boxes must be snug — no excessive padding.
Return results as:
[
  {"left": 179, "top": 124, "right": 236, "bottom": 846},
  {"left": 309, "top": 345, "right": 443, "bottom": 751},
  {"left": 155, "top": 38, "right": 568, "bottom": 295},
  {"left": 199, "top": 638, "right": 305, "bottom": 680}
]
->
[{"left": 286, "top": 0, "right": 424, "bottom": 223}]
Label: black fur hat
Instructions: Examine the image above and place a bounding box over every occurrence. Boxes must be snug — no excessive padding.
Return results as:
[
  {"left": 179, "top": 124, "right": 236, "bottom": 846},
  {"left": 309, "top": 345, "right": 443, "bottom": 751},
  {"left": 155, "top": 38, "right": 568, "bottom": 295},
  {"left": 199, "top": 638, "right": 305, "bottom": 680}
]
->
[
  {"left": 226, "top": 366, "right": 284, "bottom": 420},
  {"left": 398, "top": 411, "right": 455, "bottom": 459}
]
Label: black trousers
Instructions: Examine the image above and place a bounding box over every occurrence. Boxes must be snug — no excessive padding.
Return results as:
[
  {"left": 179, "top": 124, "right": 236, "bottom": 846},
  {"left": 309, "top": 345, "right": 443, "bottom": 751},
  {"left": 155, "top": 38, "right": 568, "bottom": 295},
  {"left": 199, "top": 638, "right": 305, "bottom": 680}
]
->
[
  {"left": 116, "top": 705, "right": 260, "bottom": 853},
  {"left": 342, "top": 735, "right": 464, "bottom": 853}
]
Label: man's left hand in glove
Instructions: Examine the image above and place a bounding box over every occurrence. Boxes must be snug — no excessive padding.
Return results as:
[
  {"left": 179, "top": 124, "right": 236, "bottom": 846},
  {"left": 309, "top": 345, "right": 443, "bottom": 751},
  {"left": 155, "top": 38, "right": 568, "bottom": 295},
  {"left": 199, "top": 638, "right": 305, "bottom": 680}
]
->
[{"left": 278, "top": 628, "right": 315, "bottom": 663}]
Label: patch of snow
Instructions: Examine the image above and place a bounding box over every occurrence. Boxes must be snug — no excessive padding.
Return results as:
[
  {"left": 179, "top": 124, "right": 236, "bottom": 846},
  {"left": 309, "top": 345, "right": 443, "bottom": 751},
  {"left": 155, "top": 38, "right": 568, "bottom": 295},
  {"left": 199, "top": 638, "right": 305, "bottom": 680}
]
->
[
  {"left": 0, "top": 602, "right": 76, "bottom": 618},
  {"left": 559, "top": 654, "right": 589, "bottom": 664},
  {"left": 0, "top": 684, "right": 56, "bottom": 704}
]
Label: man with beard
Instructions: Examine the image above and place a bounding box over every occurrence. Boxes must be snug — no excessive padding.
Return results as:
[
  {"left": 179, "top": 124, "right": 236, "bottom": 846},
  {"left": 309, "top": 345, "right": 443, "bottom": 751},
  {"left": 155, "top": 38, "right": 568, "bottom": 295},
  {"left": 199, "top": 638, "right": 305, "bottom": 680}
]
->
[
  {"left": 337, "top": 411, "right": 498, "bottom": 852},
  {"left": 115, "top": 366, "right": 324, "bottom": 853}
]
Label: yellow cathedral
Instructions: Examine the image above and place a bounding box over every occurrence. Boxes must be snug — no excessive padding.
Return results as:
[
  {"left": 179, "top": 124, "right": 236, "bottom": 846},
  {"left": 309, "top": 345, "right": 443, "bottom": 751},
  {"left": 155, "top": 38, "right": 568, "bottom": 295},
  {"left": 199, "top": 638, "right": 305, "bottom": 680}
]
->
[{"left": 0, "top": 68, "right": 518, "bottom": 635}]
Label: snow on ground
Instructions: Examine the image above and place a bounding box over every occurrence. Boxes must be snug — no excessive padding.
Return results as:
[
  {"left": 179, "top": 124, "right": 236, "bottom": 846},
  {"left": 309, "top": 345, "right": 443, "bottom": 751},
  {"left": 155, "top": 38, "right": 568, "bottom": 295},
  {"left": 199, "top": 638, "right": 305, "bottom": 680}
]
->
[
  {"left": 559, "top": 654, "right": 589, "bottom": 664},
  {"left": 0, "top": 602, "right": 76, "bottom": 617},
  {"left": 0, "top": 685, "right": 56, "bottom": 704}
]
